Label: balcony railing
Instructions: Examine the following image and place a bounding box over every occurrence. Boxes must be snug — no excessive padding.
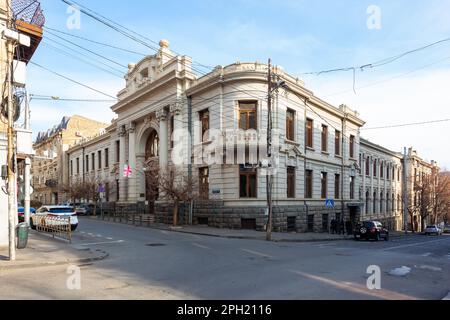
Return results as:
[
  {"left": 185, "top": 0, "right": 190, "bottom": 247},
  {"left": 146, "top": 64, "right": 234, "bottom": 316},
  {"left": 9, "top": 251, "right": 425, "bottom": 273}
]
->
[{"left": 12, "top": 0, "right": 45, "bottom": 28}]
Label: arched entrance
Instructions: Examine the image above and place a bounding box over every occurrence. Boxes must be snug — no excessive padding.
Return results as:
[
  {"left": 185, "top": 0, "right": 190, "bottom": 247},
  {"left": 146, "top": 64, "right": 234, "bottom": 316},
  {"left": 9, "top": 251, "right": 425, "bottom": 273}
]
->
[{"left": 144, "top": 130, "right": 160, "bottom": 205}]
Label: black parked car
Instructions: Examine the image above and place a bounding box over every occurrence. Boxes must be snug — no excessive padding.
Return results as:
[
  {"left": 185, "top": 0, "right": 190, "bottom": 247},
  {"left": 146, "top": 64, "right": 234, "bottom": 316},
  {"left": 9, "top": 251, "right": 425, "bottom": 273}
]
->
[{"left": 354, "top": 221, "right": 389, "bottom": 241}]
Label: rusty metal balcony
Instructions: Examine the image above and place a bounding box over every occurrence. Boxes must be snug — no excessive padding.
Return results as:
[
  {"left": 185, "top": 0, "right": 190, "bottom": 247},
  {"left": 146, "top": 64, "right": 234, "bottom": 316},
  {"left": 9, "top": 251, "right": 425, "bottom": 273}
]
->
[{"left": 12, "top": 0, "right": 45, "bottom": 63}]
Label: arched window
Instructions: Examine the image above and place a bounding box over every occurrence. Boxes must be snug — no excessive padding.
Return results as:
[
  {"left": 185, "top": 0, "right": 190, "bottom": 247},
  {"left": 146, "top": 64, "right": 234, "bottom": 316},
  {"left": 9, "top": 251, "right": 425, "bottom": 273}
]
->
[{"left": 146, "top": 131, "right": 159, "bottom": 159}]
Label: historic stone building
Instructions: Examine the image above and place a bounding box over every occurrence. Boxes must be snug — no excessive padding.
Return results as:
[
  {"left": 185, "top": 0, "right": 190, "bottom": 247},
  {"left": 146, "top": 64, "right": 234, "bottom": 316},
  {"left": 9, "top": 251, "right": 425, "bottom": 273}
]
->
[
  {"left": 32, "top": 115, "right": 108, "bottom": 205},
  {"left": 67, "top": 40, "right": 366, "bottom": 232},
  {"left": 404, "top": 148, "right": 439, "bottom": 232},
  {"left": 65, "top": 40, "right": 439, "bottom": 233},
  {"left": 359, "top": 138, "right": 404, "bottom": 231}
]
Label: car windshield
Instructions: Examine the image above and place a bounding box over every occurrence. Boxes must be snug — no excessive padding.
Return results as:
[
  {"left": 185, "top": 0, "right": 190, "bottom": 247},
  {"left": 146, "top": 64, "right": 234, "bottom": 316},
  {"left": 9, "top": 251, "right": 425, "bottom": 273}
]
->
[
  {"left": 49, "top": 208, "right": 73, "bottom": 214},
  {"left": 427, "top": 225, "right": 436, "bottom": 228}
]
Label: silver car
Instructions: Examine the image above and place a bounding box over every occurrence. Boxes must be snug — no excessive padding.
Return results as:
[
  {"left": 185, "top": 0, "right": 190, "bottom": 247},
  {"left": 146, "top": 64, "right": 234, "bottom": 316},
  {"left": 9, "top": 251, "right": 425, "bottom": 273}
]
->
[{"left": 424, "top": 225, "right": 442, "bottom": 236}]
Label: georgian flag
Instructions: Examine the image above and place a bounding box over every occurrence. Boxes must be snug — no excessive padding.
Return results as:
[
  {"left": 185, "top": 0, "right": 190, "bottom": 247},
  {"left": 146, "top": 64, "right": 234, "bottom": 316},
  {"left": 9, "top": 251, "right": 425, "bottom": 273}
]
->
[{"left": 123, "top": 165, "right": 132, "bottom": 178}]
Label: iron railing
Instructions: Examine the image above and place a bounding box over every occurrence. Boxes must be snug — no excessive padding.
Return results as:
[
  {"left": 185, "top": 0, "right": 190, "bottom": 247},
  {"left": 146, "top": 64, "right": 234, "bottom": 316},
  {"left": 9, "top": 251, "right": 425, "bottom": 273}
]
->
[
  {"left": 32, "top": 215, "right": 72, "bottom": 243},
  {"left": 12, "top": 0, "right": 45, "bottom": 28}
]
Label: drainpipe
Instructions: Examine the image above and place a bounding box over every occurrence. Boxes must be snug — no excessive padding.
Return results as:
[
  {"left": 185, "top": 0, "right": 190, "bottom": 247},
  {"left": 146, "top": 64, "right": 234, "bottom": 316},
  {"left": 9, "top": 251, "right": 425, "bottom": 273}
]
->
[
  {"left": 303, "top": 97, "right": 309, "bottom": 218},
  {"left": 341, "top": 114, "right": 346, "bottom": 223},
  {"left": 188, "top": 95, "right": 193, "bottom": 225}
]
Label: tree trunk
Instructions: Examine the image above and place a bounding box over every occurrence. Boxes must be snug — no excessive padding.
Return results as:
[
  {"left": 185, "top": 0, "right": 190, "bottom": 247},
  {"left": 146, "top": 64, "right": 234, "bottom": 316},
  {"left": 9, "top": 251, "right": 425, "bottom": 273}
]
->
[{"left": 173, "top": 200, "right": 179, "bottom": 227}]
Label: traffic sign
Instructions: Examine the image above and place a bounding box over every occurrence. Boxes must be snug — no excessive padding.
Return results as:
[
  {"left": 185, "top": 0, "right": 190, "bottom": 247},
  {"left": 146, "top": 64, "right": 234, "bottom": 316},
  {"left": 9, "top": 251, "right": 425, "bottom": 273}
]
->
[{"left": 326, "top": 199, "right": 335, "bottom": 207}]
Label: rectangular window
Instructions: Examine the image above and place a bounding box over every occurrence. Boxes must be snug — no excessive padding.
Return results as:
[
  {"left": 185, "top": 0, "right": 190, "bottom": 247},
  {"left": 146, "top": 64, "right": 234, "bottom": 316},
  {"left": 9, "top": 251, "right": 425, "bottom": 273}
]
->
[
  {"left": 115, "top": 141, "right": 120, "bottom": 163},
  {"left": 70, "top": 160, "right": 73, "bottom": 176},
  {"left": 334, "top": 174, "right": 340, "bottom": 200},
  {"left": 105, "top": 148, "right": 109, "bottom": 168},
  {"left": 199, "top": 109, "right": 210, "bottom": 142},
  {"left": 76, "top": 158, "right": 80, "bottom": 174},
  {"left": 305, "top": 170, "right": 313, "bottom": 199},
  {"left": 240, "top": 166, "right": 257, "bottom": 198},
  {"left": 98, "top": 151, "right": 102, "bottom": 169},
  {"left": 306, "top": 118, "right": 314, "bottom": 148},
  {"left": 380, "top": 161, "right": 384, "bottom": 178},
  {"left": 85, "top": 155, "right": 89, "bottom": 173},
  {"left": 170, "top": 116, "right": 174, "bottom": 149},
  {"left": 366, "top": 157, "right": 370, "bottom": 176},
  {"left": 92, "top": 154, "right": 95, "bottom": 172},
  {"left": 287, "top": 167, "right": 296, "bottom": 198},
  {"left": 199, "top": 167, "right": 209, "bottom": 200},
  {"left": 239, "top": 101, "right": 257, "bottom": 130},
  {"left": 321, "top": 172, "right": 328, "bottom": 199},
  {"left": 335, "top": 130, "right": 341, "bottom": 156},
  {"left": 105, "top": 182, "right": 110, "bottom": 202},
  {"left": 350, "top": 176, "right": 355, "bottom": 199},
  {"left": 349, "top": 135, "right": 355, "bottom": 158},
  {"left": 286, "top": 109, "right": 295, "bottom": 141},
  {"left": 373, "top": 159, "right": 377, "bottom": 177},
  {"left": 321, "top": 125, "right": 328, "bottom": 152}
]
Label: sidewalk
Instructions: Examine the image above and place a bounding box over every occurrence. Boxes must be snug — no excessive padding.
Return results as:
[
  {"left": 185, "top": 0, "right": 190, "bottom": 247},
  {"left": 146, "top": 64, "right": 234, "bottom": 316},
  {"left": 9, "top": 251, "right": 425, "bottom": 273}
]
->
[
  {"left": 145, "top": 223, "right": 354, "bottom": 242},
  {"left": 0, "top": 231, "right": 108, "bottom": 271}
]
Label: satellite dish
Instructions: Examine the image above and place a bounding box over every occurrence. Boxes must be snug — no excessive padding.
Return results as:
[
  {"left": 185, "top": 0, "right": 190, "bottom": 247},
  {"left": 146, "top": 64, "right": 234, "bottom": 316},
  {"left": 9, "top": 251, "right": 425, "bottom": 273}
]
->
[{"left": 1, "top": 94, "right": 21, "bottom": 122}]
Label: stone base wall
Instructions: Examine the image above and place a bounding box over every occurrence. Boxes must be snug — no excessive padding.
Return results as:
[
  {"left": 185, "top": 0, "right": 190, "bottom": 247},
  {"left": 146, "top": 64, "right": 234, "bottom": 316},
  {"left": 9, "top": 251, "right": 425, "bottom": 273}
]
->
[{"left": 155, "top": 201, "right": 357, "bottom": 233}]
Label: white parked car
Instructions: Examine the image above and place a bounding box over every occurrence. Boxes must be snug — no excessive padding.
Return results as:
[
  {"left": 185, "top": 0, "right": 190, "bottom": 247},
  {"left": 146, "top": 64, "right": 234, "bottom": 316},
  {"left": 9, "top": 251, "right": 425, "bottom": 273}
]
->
[
  {"left": 424, "top": 225, "right": 442, "bottom": 236},
  {"left": 31, "top": 206, "right": 79, "bottom": 231},
  {"left": 443, "top": 224, "right": 450, "bottom": 234}
]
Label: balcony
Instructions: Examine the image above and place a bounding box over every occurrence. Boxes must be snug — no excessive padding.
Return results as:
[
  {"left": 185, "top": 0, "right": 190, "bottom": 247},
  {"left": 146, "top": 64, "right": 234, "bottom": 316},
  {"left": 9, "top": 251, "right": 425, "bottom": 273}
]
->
[{"left": 12, "top": 0, "right": 45, "bottom": 63}]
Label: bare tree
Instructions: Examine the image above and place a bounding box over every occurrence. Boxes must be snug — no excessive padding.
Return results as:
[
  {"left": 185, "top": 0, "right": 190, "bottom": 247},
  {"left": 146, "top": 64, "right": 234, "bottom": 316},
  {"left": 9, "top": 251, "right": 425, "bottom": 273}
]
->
[
  {"left": 157, "top": 166, "right": 198, "bottom": 227},
  {"left": 435, "top": 171, "right": 450, "bottom": 224}
]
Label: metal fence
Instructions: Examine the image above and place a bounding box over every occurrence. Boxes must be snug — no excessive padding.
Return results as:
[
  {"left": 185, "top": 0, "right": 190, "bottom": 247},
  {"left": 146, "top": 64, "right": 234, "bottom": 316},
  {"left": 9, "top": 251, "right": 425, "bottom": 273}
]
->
[
  {"left": 32, "top": 215, "right": 72, "bottom": 243},
  {"left": 96, "top": 203, "right": 156, "bottom": 227}
]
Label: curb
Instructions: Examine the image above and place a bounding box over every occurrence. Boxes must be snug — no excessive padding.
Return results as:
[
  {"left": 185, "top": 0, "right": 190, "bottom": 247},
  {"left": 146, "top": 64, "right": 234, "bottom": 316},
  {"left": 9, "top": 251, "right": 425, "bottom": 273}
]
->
[
  {"left": 139, "top": 224, "right": 353, "bottom": 243},
  {"left": 0, "top": 249, "right": 109, "bottom": 271}
]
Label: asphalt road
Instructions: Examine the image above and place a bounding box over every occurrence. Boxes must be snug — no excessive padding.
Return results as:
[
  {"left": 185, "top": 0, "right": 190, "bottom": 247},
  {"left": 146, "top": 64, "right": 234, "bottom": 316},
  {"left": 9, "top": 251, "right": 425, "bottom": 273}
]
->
[{"left": 1, "top": 218, "right": 449, "bottom": 300}]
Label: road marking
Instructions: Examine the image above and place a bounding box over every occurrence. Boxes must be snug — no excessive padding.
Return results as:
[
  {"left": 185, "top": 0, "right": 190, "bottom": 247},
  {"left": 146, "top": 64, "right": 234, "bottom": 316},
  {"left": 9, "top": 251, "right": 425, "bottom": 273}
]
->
[
  {"left": 80, "top": 231, "right": 86, "bottom": 234},
  {"left": 241, "top": 249, "right": 273, "bottom": 259},
  {"left": 422, "top": 253, "right": 432, "bottom": 257},
  {"left": 192, "top": 243, "right": 210, "bottom": 250},
  {"left": 383, "top": 238, "right": 450, "bottom": 251},
  {"left": 106, "top": 237, "right": 114, "bottom": 240},
  {"left": 96, "top": 234, "right": 103, "bottom": 238},
  {"left": 289, "top": 269, "right": 418, "bottom": 300},
  {"left": 79, "top": 240, "right": 124, "bottom": 246},
  {"left": 160, "top": 231, "right": 169, "bottom": 235}
]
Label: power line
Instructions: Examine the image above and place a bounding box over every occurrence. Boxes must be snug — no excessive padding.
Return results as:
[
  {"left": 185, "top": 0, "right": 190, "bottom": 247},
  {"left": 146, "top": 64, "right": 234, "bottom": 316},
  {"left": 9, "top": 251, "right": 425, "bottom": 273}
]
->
[
  {"left": 41, "top": 41, "right": 124, "bottom": 78},
  {"left": 44, "top": 28, "right": 128, "bottom": 69},
  {"left": 44, "top": 26, "right": 147, "bottom": 56},
  {"left": 362, "top": 119, "right": 450, "bottom": 131},
  {"left": 300, "top": 36, "right": 450, "bottom": 76},
  {"left": 29, "top": 61, "right": 117, "bottom": 99}
]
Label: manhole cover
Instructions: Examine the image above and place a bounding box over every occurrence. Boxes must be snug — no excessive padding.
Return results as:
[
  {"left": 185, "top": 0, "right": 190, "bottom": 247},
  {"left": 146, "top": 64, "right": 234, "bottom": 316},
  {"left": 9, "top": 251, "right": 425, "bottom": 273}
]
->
[{"left": 145, "top": 243, "right": 166, "bottom": 247}]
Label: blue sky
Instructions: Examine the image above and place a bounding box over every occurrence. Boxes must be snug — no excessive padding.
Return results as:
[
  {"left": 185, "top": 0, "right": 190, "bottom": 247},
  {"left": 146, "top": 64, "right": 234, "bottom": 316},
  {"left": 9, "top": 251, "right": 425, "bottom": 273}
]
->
[{"left": 29, "top": 0, "right": 450, "bottom": 167}]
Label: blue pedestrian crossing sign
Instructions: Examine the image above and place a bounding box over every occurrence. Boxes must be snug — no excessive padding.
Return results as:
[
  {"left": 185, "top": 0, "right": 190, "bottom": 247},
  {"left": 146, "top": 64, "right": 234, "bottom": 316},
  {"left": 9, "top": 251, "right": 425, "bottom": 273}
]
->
[{"left": 326, "top": 199, "right": 335, "bottom": 207}]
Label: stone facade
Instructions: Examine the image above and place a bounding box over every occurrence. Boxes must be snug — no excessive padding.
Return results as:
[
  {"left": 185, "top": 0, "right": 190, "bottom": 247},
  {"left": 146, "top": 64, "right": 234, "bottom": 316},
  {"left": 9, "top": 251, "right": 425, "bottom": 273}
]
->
[
  {"left": 62, "top": 40, "right": 439, "bottom": 233},
  {"left": 32, "top": 115, "right": 108, "bottom": 205}
]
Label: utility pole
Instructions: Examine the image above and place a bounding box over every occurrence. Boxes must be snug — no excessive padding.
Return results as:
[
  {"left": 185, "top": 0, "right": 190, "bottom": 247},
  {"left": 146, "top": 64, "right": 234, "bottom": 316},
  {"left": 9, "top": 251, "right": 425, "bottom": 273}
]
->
[
  {"left": 403, "top": 147, "right": 409, "bottom": 234},
  {"left": 266, "top": 59, "right": 273, "bottom": 241},
  {"left": 24, "top": 93, "right": 31, "bottom": 226},
  {"left": 6, "top": 2, "right": 17, "bottom": 261}
]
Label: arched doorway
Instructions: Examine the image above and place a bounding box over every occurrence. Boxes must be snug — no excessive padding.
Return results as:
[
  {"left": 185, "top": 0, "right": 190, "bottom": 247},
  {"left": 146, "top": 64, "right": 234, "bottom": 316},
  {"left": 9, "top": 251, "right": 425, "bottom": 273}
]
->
[{"left": 144, "top": 130, "right": 160, "bottom": 207}]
